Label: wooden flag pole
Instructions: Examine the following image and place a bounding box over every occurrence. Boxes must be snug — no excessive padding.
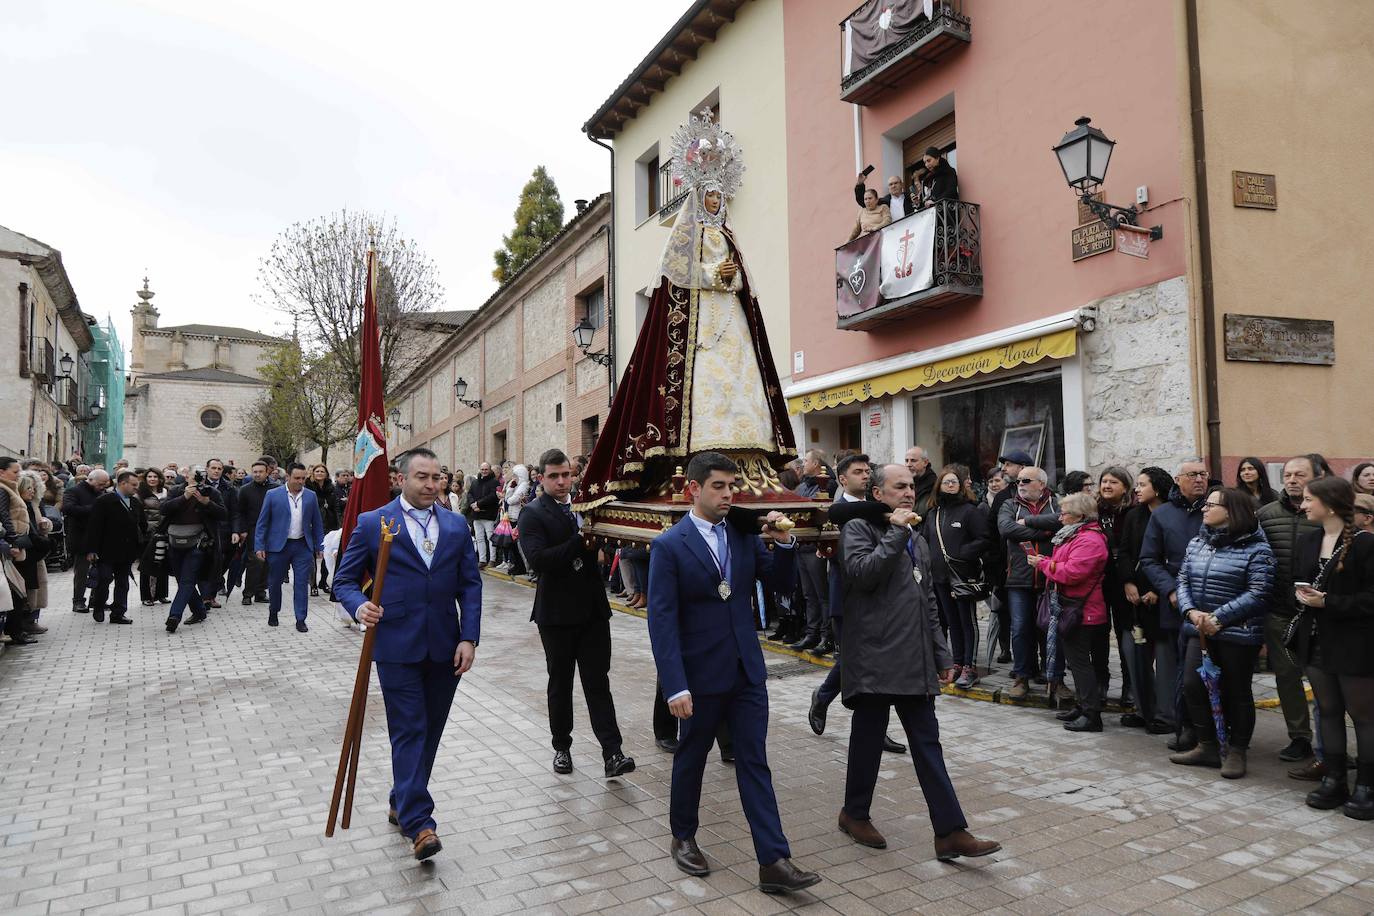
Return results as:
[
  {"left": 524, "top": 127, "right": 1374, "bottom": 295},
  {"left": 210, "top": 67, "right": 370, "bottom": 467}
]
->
[{"left": 325, "top": 516, "right": 399, "bottom": 837}]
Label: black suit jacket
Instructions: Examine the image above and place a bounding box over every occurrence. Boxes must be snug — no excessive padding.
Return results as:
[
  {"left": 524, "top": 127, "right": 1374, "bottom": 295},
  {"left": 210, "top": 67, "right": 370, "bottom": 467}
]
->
[
  {"left": 519, "top": 494, "right": 609, "bottom": 627},
  {"left": 85, "top": 492, "right": 145, "bottom": 565}
]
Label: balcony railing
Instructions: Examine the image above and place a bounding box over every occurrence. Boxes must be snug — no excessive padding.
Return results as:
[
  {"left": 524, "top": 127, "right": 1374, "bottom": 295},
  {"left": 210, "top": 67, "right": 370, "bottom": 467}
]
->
[
  {"left": 656, "top": 157, "right": 690, "bottom": 221},
  {"left": 835, "top": 199, "right": 981, "bottom": 331},
  {"left": 31, "top": 337, "right": 55, "bottom": 381},
  {"left": 56, "top": 376, "right": 79, "bottom": 415},
  {"left": 840, "top": 0, "right": 971, "bottom": 105}
]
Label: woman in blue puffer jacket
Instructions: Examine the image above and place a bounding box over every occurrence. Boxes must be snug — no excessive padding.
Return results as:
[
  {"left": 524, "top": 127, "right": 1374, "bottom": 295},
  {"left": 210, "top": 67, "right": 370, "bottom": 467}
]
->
[{"left": 1168, "top": 487, "right": 1275, "bottom": 779}]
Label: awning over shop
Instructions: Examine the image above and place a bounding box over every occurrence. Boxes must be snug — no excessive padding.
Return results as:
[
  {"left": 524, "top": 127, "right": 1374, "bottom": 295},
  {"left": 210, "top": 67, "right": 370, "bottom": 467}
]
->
[{"left": 786, "top": 327, "right": 1077, "bottom": 414}]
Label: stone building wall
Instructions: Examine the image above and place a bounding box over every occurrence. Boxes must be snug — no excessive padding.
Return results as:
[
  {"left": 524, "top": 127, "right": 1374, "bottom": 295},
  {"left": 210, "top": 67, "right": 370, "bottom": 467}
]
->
[
  {"left": 484, "top": 312, "right": 516, "bottom": 392},
  {"left": 124, "top": 378, "right": 266, "bottom": 470},
  {"left": 1080, "top": 275, "right": 1197, "bottom": 475},
  {"left": 453, "top": 419, "right": 479, "bottom": 475},
  {"left": 522, "top": 273, "right": 567, "bottom": 370},
  {"left": 522, "top": 373, "right": 567, "bottom": 464}
]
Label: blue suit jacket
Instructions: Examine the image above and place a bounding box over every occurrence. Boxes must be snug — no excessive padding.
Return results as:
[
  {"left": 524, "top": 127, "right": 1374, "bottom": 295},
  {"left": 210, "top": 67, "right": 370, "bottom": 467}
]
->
[
  {"left": 334, "top": 498, "right": 482, "bottom": 664},
  {"left": 648, "top": 513, "right": 796, "bottom": 700},
  {"left": 253, "top": 486, "right": 325, "bottom": 555}
]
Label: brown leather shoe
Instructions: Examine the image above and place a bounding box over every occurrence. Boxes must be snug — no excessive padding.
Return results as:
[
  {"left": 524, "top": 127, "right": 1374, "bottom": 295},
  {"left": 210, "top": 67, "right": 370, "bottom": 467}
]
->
[
  {"left": 934, "top": 828, "right": 1001, "bottom": 862},
  {"left": 671, "top": 837, "right": 709, "bottom": 877},
  {"left": 838, "top": 810, "right": 887, "bottom": 849},
  {"left": 757, "top": 857, "right": 822, "bottom": 894},
  {"left": 1289, "top": 759, "right": 1327, "bottom": 781},
  {"left": 412, "top": 828, "right": 442, "bottom": 861}
]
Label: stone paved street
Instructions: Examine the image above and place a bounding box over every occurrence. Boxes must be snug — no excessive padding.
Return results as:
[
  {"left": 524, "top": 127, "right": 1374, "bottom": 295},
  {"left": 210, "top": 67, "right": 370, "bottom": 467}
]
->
[{"left": 1, "top": 571, "right": 1372, "bottom": 916}]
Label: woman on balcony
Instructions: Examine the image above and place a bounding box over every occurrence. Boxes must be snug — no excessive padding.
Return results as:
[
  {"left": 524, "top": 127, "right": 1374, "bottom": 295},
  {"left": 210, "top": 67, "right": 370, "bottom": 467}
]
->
[
  {"left": 917, "top": 147, "right": 959, "bottom": 208},
  {"left": 849, "top": 188, "right": 892, "bottom": 241}
]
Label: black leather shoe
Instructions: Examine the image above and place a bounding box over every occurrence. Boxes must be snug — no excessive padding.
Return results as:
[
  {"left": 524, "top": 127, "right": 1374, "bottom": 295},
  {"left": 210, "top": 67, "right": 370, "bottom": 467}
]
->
[
  {"left": 186, "top": 612, "right": 207, "bottom": 625},
  {"left": 1064, "top": 713, "right": 1103, "bottom": 732},
  {"left": 1166, "top": 728, "right": 1197, "bottom": 752},
  {"left": 604, "top": 752, "right": 636, "bottom": 778},
  {"left": 720, "top": 748, "right": 735, "bottom": 764},
  {"left": 72, "top": 604, "right": 88, "bottom": 614},
  {"left": 757, "top": 857, "right": 821, "bottom": 894},
  {"left": 241, "top": 595, "right": 253, "bottom": 606},
  {"left": 108, "top": 613, "right": 133, "bottom": 624},
  {"left": 1120, "top": 713, "right": 1147, "bottom": 728},
  {"left": 808, "top": 639, "right": 835, "bottom": 657},
  {"left": 882, "top": 735, "right": 906, "bottom": 755},
  {"left": 1056, "top": 706, "right": 1083, "bottom": 722},
  {"left": 808, "top": 687, "right": 828, "bottom": 736},
  {"left": 1344, "top": 784, "right": 1374, "bottom": 820},
  {"left": 296, "top": 621, "right": 308, "bottom": 633},
  {"left": 1307, "top": 776, "right": 1350, "bottom": 810},
  {"left": 92, "top": 608, "right": 105, "bottom": 623},
  {"left": 1146, "top": 718, "right": 1174, "bottom": 735},
  {"left": 671, "top": 838, "right": 709, "bottom": 877},
  {"left": 7, "top": 632, "right": 36, "bottom": 645},
  {"left": 553, "top": 750, "right": 573, "bottom": 774},
  {"left": 995, "top": 650, "right": 1012, "bottom": 664},
  {"left": 788, "top": 635, "right": 820, "bottom": 652},
  {"left": 655, "top": 737, "right": 679, "bottom": 753},
  {"left": 1279, "top": 738, "right": 1313, "bottom": 762},
  {"left": 268, "top": 613, "right": 279, "bottom": 627},
  {"left": 165, "top": 617, "right": 179, "bottom": 633},
  {"left": 310, "top": 588, "right": 320, "bottom": 597}
]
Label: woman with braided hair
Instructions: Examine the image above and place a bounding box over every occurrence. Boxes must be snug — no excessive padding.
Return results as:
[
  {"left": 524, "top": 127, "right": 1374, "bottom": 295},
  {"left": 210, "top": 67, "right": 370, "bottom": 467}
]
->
[{"left": 1296, "top": 475, "right": 1374, "bottom": 818}]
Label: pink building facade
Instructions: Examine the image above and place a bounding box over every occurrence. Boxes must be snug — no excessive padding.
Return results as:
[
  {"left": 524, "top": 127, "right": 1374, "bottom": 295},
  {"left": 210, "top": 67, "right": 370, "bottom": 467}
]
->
[{"left": 782, "top": 0, "right": 1200, "bottom": 483}]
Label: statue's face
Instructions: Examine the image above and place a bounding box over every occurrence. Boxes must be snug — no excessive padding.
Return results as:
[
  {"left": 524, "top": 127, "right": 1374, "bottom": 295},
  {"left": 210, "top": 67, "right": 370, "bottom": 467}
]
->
[{"left": 703, "top": 190, "right": 721, "bottom": 214}]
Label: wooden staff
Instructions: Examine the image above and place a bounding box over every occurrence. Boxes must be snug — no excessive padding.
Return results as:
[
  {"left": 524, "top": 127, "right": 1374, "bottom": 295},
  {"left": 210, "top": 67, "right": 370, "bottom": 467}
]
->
[{"left": 325, "top": 516, "right": 399, "bottom": 837}]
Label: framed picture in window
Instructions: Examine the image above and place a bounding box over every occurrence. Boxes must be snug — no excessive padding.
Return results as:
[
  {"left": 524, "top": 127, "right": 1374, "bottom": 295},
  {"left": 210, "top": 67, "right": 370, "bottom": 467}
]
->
[{"left": 998, "top": 423, "right": 1045, "bottom": 467}]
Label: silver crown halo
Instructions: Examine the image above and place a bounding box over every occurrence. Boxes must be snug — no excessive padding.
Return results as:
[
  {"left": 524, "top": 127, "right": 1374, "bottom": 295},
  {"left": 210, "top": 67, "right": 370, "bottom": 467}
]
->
[{"left": 668, "top": 108, "right": 745, "bottom": 200}]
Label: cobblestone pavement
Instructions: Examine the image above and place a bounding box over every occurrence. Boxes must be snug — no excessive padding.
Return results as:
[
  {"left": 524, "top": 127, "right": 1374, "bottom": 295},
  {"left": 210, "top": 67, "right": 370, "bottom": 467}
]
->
[{"left": 1, "top": 571, "right": 1371, "bottom": 916}]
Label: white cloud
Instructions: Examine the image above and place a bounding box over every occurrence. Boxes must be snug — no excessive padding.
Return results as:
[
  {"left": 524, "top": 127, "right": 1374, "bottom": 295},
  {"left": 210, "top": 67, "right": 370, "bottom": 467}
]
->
[{"left": 0, "top": 0, "right": 685, "bottom": 354}]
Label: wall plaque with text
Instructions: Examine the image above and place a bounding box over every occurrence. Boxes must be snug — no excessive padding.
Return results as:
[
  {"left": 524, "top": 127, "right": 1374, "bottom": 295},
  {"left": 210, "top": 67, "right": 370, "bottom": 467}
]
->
[
  {"left": 1233, "top": 171, "right": 1277, "bottom": 209},
  {"left": 1224, "top": 314, "right": 1333, "bottom": 365},
  {"left": 1071, "top": 220, "right": 1114, "bottom": 261}
]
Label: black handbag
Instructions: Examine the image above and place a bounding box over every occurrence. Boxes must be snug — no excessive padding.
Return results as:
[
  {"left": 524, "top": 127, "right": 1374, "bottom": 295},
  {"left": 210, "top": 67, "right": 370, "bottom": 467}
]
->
[
  {"left": 1282, "top": 538, "right": 1347, "bottom": 662},
  {"left": 934, "top": 507, "right": 989, "bottom": 601}
]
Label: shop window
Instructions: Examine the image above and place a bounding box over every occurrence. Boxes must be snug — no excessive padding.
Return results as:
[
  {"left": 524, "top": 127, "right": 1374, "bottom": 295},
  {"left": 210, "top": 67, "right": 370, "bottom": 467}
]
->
[{"left": 912, "top": 372, "right": 1066, "bottom": 486}]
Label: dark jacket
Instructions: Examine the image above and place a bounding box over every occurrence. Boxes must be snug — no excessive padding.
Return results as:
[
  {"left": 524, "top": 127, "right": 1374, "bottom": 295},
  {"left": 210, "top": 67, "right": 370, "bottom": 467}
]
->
[
  {"left": 1116, "top": 502, "right": 1157, "bottom": 596},
  {"left": 1097, "top": 499, "right": 1132, "bottom": 589},
  {"left": 306, "top": 479, "right": 342, "bottom": 531},
  {"left": 162, "top": 485, "right": 227, "bottom": 552},
  {"left": 1258, "top": 492, "right": 1320, "bottom": 618},
  {"left": 1140, "top": 488, "right": 1206, "bottom": 629},
  {"left": 998, "top": 492, "right": 1058, "bottom": 589},
  {"left": 234, "top": 479, "right": 273, "bottom": 546},
  {"left": 912, "top": 467, "right": 938, "bottom": 517},
  {"left": 465, "top": 473, "right": 500, "bottom": 521},
  {"left": 1176, "top": 526, "right": 1275, "bottom": 646},
  {"left": 85, "top": 492, "right": 145, "bottom": 566},
  {"left": 1295, "top": 529, "right": 1374, "bottom": 675},
  {"left": 922, "top": 497, "right": 990, "bottom": 584},
  {"left": 839, "top": 517, "right": 953, "bottom": 703},
  {"left": 824, "top": 493, "right": 872, "bottom": 617},
  {"left": 204, "top": 474, "right": 237, "bottom": 537},
  {"left": 920, "top": 160, "right": 959, "bottom": 204},
  {"left": 518, "top": 494, "right": 608, "bottom": 627},
  {"left": 60, "top": 480, "right": 101, "bottom": 550}
]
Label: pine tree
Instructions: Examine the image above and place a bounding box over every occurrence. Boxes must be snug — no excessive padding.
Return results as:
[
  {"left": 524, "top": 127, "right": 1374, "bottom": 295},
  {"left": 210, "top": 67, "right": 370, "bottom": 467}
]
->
[{"left": 493, "top": 166, "right": 565, "bottom": 283}]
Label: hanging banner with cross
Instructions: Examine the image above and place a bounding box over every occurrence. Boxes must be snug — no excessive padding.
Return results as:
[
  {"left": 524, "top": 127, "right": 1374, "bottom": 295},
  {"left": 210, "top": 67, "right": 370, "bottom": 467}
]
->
[{"left": 878, "top": 207, "right": 936, "bottom": 299}]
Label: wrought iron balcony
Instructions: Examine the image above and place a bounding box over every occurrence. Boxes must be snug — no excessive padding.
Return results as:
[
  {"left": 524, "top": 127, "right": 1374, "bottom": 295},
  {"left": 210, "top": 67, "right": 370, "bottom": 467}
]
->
[
  {"left": 656, "top": 157, "right": 690, "bottom": 221},
  {"left": 56, "top": 376, "right": 79, "bottom": 415},
  {"left": 835, "top": 200, "right": 981, "bottom": 331},
  {"left": 840, "top": 0, "right": 971, "bottom": 105},
  {"left": 30, "top": 337, "right": 55, "bottom": 381}
]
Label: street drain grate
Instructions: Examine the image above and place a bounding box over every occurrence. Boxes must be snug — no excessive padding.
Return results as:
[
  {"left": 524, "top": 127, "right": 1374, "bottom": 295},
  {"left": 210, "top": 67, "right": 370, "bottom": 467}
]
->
[{"left": 766, "top": 660, "right": 823, "bottom": 680}]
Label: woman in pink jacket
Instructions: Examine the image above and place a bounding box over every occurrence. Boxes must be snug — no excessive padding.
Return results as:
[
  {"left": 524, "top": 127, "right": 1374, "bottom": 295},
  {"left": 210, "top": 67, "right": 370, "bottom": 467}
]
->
[{"left": 1028, "top": 492, "right": 1111, "bottom": 732}]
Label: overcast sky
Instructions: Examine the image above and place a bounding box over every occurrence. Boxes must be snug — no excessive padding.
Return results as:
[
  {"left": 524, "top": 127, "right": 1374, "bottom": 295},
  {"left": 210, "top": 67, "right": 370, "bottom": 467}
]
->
[{"left": 1, "top": 0, "right": 684, "bottom": 356}]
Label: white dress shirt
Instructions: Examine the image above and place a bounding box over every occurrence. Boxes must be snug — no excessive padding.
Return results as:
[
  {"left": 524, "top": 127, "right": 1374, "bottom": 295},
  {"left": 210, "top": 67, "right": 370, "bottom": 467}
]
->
[
  {"left": 286, "top": 488, "right": 305, "bottom": 539},
  {"left": 399, "top": 496, "right": 439, "bottom": 568}
]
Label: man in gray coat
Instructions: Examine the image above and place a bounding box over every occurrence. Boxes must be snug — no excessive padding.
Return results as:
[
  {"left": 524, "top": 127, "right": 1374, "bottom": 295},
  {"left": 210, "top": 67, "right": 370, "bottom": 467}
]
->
[{"left": 835, "top": 463, "right": 1000, "bottom": 863}]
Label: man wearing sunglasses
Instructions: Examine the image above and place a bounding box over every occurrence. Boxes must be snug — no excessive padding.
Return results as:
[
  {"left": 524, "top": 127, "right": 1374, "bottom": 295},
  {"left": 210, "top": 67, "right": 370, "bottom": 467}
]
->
[{"left": 997, "top": 466, "right": 1058, "bottom": 700}]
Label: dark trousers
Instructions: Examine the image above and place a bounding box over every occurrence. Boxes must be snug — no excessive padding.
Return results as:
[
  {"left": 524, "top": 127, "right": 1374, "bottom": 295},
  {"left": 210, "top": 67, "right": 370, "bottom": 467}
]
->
[
  {"left": 934, "top": 586, "right": 975, "bottom": 667},
  {"left": 1306, "top": 666, "right": 1374, "bottom": 765},
  {"left": 797, "top": 552, "right": 828, "bottom": 639},
  {"left": 1265, "top": 612, "right": 1313, "bottom": 740},
  {"left": 376, "top": 657, "right": 460, "bottom": 838},
  {"left": 538, "top": 617, "right": 623, "bottom": 759},
  {"left": 168, "top": 547, "right": 206, "bottom": 620},
  {"left": 1182, "top": 636, "right": 1260, "bottom": 748},
  {"left": 817, "top": 616, "right": 844, "bottom": 707},
  {"left": 268, "top": 538, "right": 313, "bottom": 622},
  {"left": 139, "top": 568, "right": 168, "bottom": 603},
  {"left": 71, "top": 551, "right": 90, "bottom": 607},
  {"left": 1104, "top": 581, "right": 1132, "bottom": 699},
  {"left": 90, "top": 561, "right": 132, "bottom": 616},
  {"left": 1063, "top": 623, "right": 1110, "bottom": 714},
  {"left": 844, "top": 694, "right": 967, "bottom": 836},
  {"left": 654, "top": 680, "right": 732, "bottom": 754},
  {"left": 1156, "top": 628, "right": 1183, "bottom": 729},
  {"left": 670, "top": 665, "right": 788, "bottom": 865},
  {"left": 244, "top": 547, "right": 268, "bottom": 599}
]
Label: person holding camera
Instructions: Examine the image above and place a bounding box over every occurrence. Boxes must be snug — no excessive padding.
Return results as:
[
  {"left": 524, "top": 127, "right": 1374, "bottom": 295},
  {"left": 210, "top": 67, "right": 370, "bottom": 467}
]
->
[{"left": 161, "top": 473, "right": 227, "bottom": 633}]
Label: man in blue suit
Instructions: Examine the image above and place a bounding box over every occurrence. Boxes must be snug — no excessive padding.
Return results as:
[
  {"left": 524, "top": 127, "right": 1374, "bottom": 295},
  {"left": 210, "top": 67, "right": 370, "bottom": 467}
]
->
[
  {"left": 254, "top": 463, "right": 325, "bottom": 632},
  {"left": 334, "top": 447, "right": 482, "bottom": 861},
  {"left": 649, "top": 451, "right": 822, "bottom": 895}
]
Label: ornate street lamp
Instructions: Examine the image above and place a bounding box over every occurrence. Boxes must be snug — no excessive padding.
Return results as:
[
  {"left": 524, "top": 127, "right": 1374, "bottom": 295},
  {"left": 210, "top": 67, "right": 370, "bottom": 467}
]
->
[
  {"left": 571, "top": 319, "right": 612, "bottom": 367},
  {"left": 453, "top": 377, "right": 482, "bottom": 410},
  {"left": 1053, "top": 116, "right": 1162, "bottom": 239},
  {"left": 388, "top": 406, "right": 412, "bottom": 432},
  {"left": 59, "top": 352, "right": 74, "bottom": 377}
]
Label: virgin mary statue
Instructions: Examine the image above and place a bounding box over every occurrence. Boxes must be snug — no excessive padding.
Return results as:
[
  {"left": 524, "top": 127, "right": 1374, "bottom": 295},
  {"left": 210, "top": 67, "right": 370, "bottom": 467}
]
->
[{"left": 576, "top": 110, "right": 796, "bottom": 512}]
